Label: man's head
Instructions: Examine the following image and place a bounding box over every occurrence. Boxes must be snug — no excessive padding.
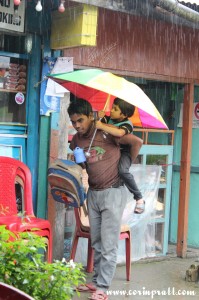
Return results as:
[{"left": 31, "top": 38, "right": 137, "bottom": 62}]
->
[
  {"left": 68, "top": 97, "right": 94, "bottom": 135},
  {"left": 110, "top": 98, "right": 135, "bottom": 121}
]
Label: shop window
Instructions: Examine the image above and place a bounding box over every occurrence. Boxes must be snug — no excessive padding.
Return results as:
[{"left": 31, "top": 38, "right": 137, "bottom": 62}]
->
[
  {"left": 0, "top": 55, "right": 27, "bottom": 124},
  {"left": 0, "top": 35, "right": 27, "bottom": 54}
]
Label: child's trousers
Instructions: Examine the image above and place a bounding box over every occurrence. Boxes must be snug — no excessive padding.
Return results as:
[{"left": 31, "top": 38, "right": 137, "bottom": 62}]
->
[{"left": 119, "top": 151, "right": 143, "bottom": 200}]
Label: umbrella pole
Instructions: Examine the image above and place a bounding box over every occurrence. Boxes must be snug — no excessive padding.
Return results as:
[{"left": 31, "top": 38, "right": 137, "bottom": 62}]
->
[
  {"left": 102, "top": 94, "right": 111, "bottom": 112},
  {"left": 85, "top": 95, "right": 111, "bottom": 157}
]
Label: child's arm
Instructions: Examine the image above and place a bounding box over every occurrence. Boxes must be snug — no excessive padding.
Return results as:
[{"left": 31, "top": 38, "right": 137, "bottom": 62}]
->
[
  {"left": 96, "top": 120, "right": 126, "bottom": 137},
  {"left": 120, "top": 134, "right": 143, "bottom": 162}
]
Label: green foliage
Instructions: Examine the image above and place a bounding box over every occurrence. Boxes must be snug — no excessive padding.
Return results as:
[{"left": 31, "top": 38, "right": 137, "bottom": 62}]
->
[{"left": 0, "top": 225, "right": 85, "bottom": 299}]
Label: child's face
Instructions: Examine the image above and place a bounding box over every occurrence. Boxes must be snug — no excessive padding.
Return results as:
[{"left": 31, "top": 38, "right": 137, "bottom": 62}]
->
[
  {"left": 110, "top": 104, "right": 125, "bottom": 121},
  {"left": 70, "top": 113, "right": 93, "bottom": 135}
]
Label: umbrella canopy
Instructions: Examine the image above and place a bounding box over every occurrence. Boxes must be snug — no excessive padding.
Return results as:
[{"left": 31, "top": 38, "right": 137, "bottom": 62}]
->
[{"left": 48, "top": 69, "right": 168, "bottom": 129}]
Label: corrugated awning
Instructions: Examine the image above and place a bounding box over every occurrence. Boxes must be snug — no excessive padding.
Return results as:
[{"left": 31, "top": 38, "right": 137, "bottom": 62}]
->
[
  {"left": 178, "top": 0, "right": 199, "bottom": 12},
  {"left": 178, "top": 0, "right": 199, "bottom": 4}
]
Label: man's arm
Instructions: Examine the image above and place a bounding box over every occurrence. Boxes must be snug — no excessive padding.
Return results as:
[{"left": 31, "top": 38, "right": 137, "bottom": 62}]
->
[{"left": 120, "top": 134, "right": 143, "bottom": 162}]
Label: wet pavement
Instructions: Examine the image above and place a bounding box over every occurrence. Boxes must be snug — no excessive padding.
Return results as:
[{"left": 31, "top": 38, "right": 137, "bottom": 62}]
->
[{"left": 72, "top": 245, "right": 199, "bottom": 299}]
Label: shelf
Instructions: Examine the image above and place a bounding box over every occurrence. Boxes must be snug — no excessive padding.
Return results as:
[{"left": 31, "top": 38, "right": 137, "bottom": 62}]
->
[
  {"left": 0, "top": 123, "right": 27, "bottom": 135},
  {"left": 0, "top": 51, "right": 29, "bottom": 60},
  {"left": 0, "top": 88, "right": 26, "bottom": 94},
  {"left": 159, "top": 183, "right": 167, "bottom": 188}
]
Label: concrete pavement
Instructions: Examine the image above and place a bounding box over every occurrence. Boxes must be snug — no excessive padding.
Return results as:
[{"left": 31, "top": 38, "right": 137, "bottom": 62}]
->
[{"left": 72, "top": 245, "right": 199, "bottom": 300}]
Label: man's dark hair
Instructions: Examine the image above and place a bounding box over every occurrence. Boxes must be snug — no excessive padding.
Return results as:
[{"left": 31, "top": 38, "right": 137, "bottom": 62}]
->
[
  {"left": 67, "top": 96, "right": 93, "bottom": 117},
  {"left": 114, "top": 98, "right": 135, "bottom": 118}
]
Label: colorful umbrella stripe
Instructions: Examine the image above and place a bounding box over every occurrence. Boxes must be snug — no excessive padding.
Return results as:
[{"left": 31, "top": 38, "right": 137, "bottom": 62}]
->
[{"left": 49, "top": 69, "right": 168, "bottom": 129}]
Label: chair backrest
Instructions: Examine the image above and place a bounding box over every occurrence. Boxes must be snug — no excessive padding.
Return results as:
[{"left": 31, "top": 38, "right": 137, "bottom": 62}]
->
[
  {"left": 0, "top": 282, "right": 34, "bottom": 300},
  {"left": 74, "top": 203, "right": 90, "bottom": 232},
  {"left": 0, "top": 156, "right": 33, "bottom": 216}
]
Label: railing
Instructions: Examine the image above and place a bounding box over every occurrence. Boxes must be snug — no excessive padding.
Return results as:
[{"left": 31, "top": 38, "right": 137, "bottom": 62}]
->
[
  {"left": 133, "top": 129, "right": 175, "bottom": 145},
  {"left": 68, "top": 126, "right": 175, "bottom": 145}
]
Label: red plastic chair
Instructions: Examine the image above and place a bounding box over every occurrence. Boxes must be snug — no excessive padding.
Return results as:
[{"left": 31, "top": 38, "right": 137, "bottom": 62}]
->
[
  {"left": 0, "top": 156, "right": 52, "bottom": 263},
  {"left": 0, "top": 282, "right": 34, "bottom": 300},
  {"left": 70, "top": 204, "right": 131, "bottom": 281}
]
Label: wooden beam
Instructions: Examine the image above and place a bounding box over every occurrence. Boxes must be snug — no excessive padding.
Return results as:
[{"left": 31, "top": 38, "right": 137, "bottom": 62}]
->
[
  {"left": 177, "top": 82, "right": 194, "bottom": 257},
  {"left": 70, "top": 0, "right": 130, "bottom": 11},
  {"left": 74, "top": 65, "right": 195, "bottom": 84},
  {"left": 37, "top": 116, "right": 50, "bottom": 219},
  {"left": 48, "top": 94, "right": 70, "bottom": 260}
]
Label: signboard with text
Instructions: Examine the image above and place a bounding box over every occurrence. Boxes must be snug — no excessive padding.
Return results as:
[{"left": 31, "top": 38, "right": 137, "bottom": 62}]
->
[
  {"left": 178, "top": 102, "right": 199, "bottom": 128},
  {"left": 0, "top": 0, "right": 25, "bottom": 33}
]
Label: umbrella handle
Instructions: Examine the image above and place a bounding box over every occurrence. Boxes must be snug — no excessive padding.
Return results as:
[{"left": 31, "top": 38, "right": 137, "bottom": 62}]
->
[{"left": 85, "top": 95, "right": 111, "bottom": 157}]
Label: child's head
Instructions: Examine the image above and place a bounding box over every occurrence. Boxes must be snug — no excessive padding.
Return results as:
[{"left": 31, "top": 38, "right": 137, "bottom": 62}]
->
[{"left": 110, "top": 98, "right": 135, "bottom": 120}]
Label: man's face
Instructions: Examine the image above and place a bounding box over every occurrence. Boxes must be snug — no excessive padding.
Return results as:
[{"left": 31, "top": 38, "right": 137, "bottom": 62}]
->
[{"left": 70, "top": 113, "right": 93, "bottom": 135}]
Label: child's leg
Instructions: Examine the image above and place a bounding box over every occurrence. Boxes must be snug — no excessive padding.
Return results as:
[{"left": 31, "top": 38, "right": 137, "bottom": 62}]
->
[
  {"left": 119, "top": 152, "right": 145, "bottom": 214},
  {"left": 119, "top": 152, "right": 142, "bottom": 200}
]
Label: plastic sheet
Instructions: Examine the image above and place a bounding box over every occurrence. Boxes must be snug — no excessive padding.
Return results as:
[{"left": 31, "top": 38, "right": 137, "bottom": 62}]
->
[
  {"left": 68, "top": 164, "right": 162, "bottom": 265},
  {"left": 118, "top": 164, "right": 162, "bottom": 262}
]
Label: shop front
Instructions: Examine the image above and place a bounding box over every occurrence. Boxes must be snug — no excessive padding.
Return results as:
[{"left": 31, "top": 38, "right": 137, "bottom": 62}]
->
[
  {"left": 1, "top": 1, "right": 198, "bottom": 259},
  {"left": 0, "top": 1, "right": 42, "bottom": 209},
  {"left": 0, "top": 51, "right": 28, "bottom": 162},
  {"left": 0, "top": 1, "right": 27, "bottom": 160},
  {"left": 50, "top": 4, "right": 199, "bottom": 258},
  {"left": 43, "top": 4, "right": 175, "bottom": 259}
]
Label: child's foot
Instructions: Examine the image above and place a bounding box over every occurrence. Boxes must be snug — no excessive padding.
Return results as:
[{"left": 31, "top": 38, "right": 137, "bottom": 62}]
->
[{"left": 134, "top": 199, "right": 145, "bottom": 214}]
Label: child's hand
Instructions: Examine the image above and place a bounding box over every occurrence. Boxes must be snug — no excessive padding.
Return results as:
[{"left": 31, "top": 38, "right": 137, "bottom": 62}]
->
[
  {"left": 98, "top": 110, "right": 105, "bottom": 119},
  {"left": 95, "top": 120, "right": 103, "bottom": 130}
]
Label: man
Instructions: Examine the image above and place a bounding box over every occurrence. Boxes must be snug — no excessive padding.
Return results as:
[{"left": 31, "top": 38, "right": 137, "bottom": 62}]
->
[{"left": 68, "top": 97, "right": 142, "bottom": 300}]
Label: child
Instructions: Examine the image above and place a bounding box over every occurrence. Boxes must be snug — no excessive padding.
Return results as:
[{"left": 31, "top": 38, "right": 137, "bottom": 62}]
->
[{"left": 96, "top": 97, "right": 145, "bottom": 214}]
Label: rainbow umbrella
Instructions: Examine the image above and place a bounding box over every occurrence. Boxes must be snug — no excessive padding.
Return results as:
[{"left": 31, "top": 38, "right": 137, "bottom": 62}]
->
[{"left": 48, "top": 69, "right": 168, "bottom": 129}]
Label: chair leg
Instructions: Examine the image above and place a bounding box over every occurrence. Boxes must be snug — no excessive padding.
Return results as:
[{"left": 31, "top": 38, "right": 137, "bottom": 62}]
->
[
  {"left": 47, "top": 232, "right": 53, "bottom": 263},
  {"left": 30, "top": 230, "right": 52, "bottom": 263},
  {"left": 125, "top": 231, "right": 131, "bottom": 281},
  {"left": 42, "top": 230, "right": 52, "bottom": 263},
  {"left": 86, "top": 238, "right": 94, "bottom": 273},
  {"left": 70, "top": 229, "right": 79, "bottom": 261}
]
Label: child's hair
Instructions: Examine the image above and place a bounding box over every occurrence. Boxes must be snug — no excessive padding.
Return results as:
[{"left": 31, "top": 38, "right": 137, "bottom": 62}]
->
[
  {"left": 114, "top": 98, "right": 135, "bottom": 117},
  {"left": 68, "top": 95, "right": 93, "bottom": 117}
]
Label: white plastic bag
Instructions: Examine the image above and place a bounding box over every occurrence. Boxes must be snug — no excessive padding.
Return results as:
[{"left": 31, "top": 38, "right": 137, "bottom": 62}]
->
[{"left": 71, "top": 164, "right": 162, "bottom": 265}]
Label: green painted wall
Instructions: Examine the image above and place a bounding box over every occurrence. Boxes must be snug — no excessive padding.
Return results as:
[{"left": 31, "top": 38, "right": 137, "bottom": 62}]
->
[
  {"left": 139, "top": 81, "right": 199, "bottom": 248},
  {"left": 37, "top": 116, "right": 50, "bottom": 218}
]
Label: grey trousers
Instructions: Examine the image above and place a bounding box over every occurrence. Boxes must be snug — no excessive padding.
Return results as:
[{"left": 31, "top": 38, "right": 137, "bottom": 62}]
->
[{"left": 87, "top": 186, "right": 127, "bottom": 291}]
